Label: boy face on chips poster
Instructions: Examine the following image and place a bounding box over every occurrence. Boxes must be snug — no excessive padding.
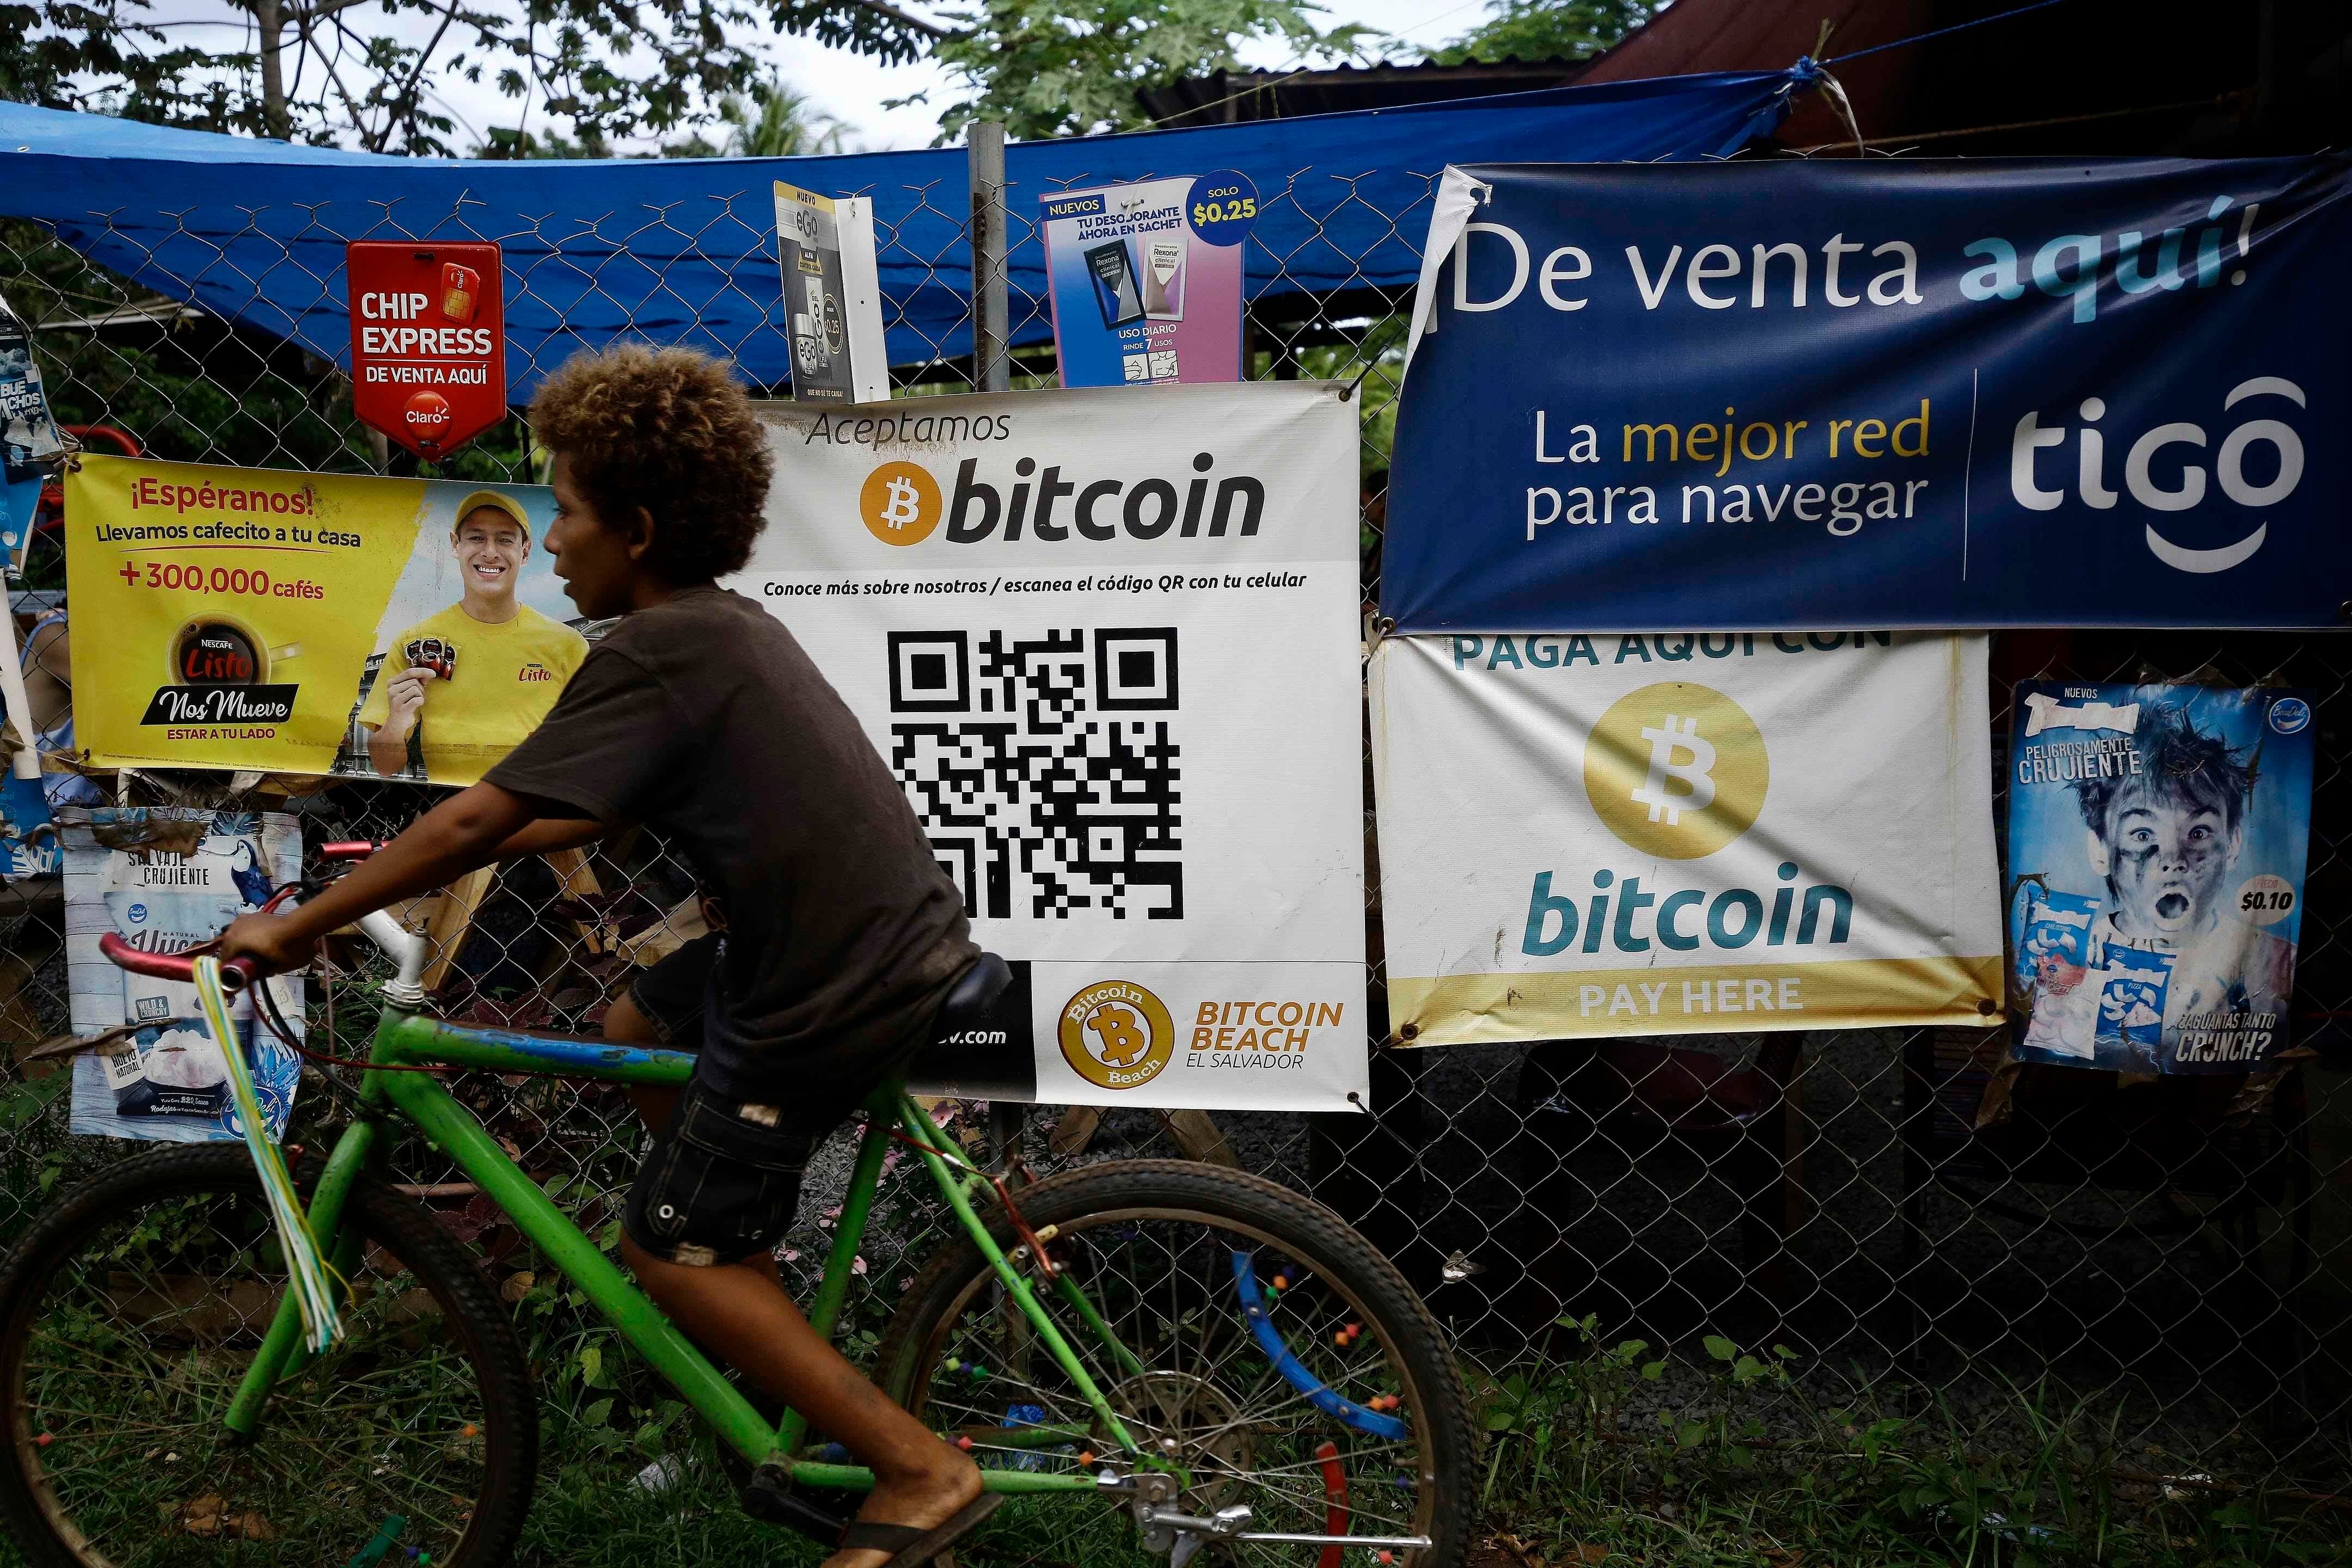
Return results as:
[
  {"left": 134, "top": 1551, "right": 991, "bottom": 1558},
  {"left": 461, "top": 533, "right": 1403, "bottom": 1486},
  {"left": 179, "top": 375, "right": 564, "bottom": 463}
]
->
[{"left": 2006, "top": 682, "right": 2314, "bottom": 1074}]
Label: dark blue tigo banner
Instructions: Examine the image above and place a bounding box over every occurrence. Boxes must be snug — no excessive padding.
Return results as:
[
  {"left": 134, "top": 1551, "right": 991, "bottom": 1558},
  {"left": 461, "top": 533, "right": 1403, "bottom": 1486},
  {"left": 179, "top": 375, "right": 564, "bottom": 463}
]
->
[{"left": 1384, "top": 157, "right": 2352, "bottom": 632}]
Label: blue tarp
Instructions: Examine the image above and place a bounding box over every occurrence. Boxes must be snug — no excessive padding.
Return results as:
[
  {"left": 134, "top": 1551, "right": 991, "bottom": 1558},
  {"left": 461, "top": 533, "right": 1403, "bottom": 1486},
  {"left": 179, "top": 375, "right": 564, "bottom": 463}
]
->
[{"left": 0, "top": 71, "right": 1796, "bottom": 396}]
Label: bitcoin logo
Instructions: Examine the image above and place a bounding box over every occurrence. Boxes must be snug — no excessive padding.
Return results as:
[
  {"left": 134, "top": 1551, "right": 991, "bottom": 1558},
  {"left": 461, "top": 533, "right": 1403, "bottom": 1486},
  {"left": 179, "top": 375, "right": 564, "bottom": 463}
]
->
[
  {"left": 1630, "top": 713, "right": 1715, "bottom": 825},
  {"left": 1057, "top": 981, "right": 1175, "bottom": 1090},
  {"left": 1584, "top": 683, "right": 1767, "bottom": 860},
  {"left": 859, "top": 461, "right": 941, "bottom": 546},
  {"left": 1087, "top": 1005, "right": 1152, "bottom": 1067}
]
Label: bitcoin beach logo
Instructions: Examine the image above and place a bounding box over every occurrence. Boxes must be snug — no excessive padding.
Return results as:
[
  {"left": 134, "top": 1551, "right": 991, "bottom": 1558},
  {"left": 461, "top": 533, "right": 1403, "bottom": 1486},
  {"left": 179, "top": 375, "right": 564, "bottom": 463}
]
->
[
  {"left": 1584, "top": 682, "right": 1768, "bottom": 860},
  {"left": 1058, "top": 980, "right": 1175, "bottom": 1091},
  {"left": 859, "top": 461, "right": 942, "bottom": 546}
]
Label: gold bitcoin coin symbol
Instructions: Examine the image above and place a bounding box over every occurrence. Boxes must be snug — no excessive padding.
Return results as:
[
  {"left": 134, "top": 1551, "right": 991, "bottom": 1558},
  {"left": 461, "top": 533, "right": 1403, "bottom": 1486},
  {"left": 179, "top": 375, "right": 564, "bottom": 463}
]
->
[
  {"left": 1057, "top": 981, "right": 1175, "bottom": 1091},
  {"left": 1583, "top": 682, "right": 1769, "bottom": 860}
]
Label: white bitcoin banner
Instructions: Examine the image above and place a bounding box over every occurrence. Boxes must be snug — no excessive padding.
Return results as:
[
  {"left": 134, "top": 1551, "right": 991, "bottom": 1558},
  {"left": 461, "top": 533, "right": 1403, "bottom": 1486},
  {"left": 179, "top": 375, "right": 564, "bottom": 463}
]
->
[
  {"left": 1370, "top": 630, "right": 2002, "bottom": 1045},
  {"left": 736, "top": 382, "right": 1367, "bottom": 1111}
]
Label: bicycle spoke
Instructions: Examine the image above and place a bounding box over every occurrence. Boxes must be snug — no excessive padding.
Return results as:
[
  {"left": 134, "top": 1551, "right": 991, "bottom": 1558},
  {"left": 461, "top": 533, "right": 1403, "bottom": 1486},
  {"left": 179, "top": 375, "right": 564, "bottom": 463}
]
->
[
  {"left": 7, "top": 1167, "right": 499, "bottom": 1568},
  {"left": 901, "top": 1195, "right": 1451, "bottom": 1566}
]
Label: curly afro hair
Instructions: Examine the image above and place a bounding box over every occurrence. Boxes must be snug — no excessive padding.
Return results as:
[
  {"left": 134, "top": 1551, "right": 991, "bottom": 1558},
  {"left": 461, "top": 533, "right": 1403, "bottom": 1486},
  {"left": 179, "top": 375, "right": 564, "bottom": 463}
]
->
[{"left": 528, "top": 345, "right": 774, "bottom": 583}]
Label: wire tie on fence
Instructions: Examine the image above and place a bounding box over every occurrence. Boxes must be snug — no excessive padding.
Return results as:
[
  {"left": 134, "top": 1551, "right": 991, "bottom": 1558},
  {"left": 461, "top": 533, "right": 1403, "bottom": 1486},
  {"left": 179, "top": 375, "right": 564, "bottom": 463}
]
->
[{"left": 885, "top": 1119, "right": 1057, "bottom": 1277}]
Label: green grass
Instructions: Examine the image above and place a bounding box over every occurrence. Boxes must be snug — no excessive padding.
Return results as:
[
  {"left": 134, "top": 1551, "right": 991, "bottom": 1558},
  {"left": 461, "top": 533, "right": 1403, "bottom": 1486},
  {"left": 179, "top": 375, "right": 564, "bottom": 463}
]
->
[
  {"left": 1465, "top": 1320, "right": 2352, "bottom": 1568},
  {"left": 5, "top": 1301, "right": 2348, "bottom": 1568}
]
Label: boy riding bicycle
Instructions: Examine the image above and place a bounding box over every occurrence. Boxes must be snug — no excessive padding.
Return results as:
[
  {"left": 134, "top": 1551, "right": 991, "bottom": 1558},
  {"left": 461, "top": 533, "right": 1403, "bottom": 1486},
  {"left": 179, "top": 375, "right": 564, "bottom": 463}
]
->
[{"left": 221, "top": 345, "right": 996, "bottom": 1568}]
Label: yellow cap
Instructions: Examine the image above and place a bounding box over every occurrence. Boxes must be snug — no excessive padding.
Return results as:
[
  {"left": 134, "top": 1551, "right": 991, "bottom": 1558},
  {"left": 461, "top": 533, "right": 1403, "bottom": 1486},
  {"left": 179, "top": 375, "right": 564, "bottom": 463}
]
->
[{"left": 452, "top": 489, "right": 532, "bottom": 539}]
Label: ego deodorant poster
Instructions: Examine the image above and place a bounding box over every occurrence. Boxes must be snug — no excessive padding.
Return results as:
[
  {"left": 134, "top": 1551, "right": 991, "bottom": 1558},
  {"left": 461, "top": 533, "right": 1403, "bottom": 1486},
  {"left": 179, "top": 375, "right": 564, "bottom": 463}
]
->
[
  {"left": 1039, "top": 173, "right": 1251, "bottom": 389},
  {"left": 2006, "top": 682, "right": 2315, "bottom": 1074}
]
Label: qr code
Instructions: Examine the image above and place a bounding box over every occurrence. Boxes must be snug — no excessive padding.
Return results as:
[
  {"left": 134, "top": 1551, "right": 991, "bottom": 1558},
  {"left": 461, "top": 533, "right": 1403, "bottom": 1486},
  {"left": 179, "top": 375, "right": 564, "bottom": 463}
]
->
[{"left": 890, "top": 628, "right": 1181, "bottom": 921}]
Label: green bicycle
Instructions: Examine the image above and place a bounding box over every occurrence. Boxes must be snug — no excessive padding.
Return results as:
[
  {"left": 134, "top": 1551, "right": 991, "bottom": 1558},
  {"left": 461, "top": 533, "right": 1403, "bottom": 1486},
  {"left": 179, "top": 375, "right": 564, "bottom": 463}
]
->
[{"left": 0, "top": 853, "right": 1473, "bottom": 1568}]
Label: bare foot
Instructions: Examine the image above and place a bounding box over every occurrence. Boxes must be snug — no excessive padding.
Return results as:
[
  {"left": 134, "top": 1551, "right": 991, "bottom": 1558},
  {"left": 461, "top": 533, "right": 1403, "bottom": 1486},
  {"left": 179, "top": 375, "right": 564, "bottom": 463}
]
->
[{"left": 822, "top": 1447, "right": 984, "bottom": 1568}]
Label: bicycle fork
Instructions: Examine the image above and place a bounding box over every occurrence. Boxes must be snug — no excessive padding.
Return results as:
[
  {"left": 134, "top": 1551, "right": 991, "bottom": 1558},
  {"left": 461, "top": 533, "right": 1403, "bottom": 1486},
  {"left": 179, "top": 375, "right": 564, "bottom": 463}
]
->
[{"left": 222, "top": 1119, "right": 379, "bottom": 1435}]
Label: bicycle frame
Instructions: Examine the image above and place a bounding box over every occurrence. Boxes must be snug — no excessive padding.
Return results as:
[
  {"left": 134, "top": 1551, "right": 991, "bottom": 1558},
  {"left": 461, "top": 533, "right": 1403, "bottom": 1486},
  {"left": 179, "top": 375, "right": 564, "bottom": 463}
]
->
[{"left": 219, "top": 999, "right": 1134, "bottom": 1499}]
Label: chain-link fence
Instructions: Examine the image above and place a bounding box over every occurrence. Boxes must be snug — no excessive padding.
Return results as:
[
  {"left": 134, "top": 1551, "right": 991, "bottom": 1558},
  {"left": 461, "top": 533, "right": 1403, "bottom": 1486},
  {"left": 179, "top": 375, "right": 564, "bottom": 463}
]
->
[{"left": 1, "top": 150, "right": 2347, "bottom": 1516}]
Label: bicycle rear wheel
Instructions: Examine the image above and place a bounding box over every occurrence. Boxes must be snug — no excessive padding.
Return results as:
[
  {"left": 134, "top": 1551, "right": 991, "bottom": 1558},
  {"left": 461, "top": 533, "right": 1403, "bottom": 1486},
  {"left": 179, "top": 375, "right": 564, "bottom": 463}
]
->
[
  {"left": 0, "top": 1144, "right": 536, "bottom": 1568},
  {"left": 875, "top": 1159, "right": 1475, "bottom": 1568}
]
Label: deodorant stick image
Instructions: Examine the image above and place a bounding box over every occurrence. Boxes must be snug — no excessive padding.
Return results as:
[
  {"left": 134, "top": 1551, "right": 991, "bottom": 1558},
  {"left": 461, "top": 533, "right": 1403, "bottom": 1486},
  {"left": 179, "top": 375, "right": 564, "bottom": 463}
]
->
[{"left": 1141, "top": 238, "right": 1186, "bottom": 320}]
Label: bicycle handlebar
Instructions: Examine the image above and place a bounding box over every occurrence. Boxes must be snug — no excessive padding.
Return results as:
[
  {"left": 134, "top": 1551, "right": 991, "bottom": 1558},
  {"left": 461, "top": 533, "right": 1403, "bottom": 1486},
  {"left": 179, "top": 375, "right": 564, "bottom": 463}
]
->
[{"left": 97, "top": 932, "right": 259, "bottom": 993}]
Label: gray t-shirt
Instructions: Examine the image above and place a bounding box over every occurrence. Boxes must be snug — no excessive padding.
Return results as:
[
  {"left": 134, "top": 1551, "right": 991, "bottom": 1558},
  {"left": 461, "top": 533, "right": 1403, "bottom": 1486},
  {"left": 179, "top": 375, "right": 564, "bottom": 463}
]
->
[{"left": 487, "top": 586, "right": 975, "bottom": 1101}]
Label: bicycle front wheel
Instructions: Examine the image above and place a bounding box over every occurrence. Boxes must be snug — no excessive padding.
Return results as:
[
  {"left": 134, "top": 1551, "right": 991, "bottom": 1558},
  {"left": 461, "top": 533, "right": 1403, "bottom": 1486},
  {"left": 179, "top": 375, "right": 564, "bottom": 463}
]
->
[
  {"left": 0, "top": 1143, "right": 536, "bottom": 1568},
  {"left": 875, "top": 1159, "right": 1476, "bottom": 1568}
]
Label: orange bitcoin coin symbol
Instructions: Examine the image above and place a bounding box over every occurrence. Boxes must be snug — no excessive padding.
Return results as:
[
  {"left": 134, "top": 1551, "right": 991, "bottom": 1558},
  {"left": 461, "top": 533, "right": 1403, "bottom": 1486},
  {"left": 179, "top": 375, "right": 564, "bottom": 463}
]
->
[{"left": 1086, "top": 1003, "right": 1150, "bottom": 1067}]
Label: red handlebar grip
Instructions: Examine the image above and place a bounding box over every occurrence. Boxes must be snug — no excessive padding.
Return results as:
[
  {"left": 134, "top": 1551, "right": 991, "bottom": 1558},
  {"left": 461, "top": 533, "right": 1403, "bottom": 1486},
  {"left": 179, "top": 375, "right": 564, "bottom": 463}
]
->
[
  {"left": 319, "top": 841, "right": 384, "bottom": 861},
  {"left": 96, "top": 933, "right": 258, "bottom": 992}
]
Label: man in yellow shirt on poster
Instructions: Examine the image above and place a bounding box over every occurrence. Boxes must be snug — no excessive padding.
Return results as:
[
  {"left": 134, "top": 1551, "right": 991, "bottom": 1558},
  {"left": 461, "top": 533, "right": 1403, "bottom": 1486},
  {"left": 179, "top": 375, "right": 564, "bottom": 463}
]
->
[{"left": 359, "top": 491, "right": 589, "bottom": 782}]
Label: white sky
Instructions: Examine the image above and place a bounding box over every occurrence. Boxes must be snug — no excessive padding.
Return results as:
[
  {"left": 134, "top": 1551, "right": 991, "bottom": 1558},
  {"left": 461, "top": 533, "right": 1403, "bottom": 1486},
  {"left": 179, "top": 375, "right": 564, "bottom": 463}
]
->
[{"left": 135, "top": 0, "right": 1508, "bottom": 154}]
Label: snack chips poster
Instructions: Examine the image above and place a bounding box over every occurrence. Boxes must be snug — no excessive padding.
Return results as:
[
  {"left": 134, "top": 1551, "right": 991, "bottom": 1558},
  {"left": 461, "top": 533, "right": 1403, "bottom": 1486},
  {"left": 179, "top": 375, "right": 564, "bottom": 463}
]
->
[
  {"left": 1039, "top": 173, "right": 1248, "bottom": 389},
  {"left": 66, "top": 455, "right": 584, "bottom": 785},
  {"left": 2007, "top": 682, "right": 2314, "bottom": 1074},
  {"left": 65, "top": 810, "right": 305, "bottom": 1143}
]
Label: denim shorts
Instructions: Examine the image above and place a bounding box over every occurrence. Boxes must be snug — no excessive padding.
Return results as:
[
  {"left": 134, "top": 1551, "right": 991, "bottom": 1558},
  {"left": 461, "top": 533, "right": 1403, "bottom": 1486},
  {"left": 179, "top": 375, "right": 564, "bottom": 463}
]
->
[
  {"left": 627, "top": 932, "right": 721, "bottom": 1050},
  {"left": 622, "top": 1076, "right": 831, "bottom": 1267}
]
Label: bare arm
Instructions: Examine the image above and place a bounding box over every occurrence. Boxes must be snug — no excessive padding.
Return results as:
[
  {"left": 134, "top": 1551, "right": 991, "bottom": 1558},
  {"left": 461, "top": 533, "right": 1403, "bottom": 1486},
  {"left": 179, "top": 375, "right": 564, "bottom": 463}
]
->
[
  {"left": 366, "top": 666, "right": 436, "bottom": 775},
  {"left": 365, "top": 722, "right": 408, "bottom": 776},
  {"left": 219, "top": 782, "right": 544, "bottom": 972},
  {"left": 490, "top": 816, "right": 609, "bottom": 858}
]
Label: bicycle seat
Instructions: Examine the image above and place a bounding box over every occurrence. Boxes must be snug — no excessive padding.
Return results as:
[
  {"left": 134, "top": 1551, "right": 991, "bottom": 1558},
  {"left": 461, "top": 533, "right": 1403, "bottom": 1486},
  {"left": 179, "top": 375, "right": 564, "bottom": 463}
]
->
[{"left": 934, "top": 952, "right": 1012, "bottom": 1044}]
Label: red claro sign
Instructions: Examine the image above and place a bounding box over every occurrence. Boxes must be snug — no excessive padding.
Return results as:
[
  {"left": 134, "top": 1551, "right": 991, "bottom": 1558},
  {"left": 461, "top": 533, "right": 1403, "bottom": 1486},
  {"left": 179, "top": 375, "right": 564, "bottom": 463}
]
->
[{"left": 346, "top": 240, "right": 507, "bottom": 459}]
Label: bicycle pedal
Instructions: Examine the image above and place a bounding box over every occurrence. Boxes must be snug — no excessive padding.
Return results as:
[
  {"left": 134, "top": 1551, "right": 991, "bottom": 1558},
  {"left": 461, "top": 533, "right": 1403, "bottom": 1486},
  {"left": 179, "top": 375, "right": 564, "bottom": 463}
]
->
[{"left": 740, "top": 1459, "right": 854, "bottom": 1545}]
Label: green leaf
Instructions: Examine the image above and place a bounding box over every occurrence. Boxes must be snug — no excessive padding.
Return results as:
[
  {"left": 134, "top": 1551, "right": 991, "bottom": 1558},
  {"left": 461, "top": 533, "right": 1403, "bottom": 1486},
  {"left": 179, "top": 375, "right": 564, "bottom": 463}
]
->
[
  {"left": 0, "top": 1073, "right": 68, "bottom": 1131},
  {"left": 1702, "top": 1334, "right": 1738, "bottom": 1363},
  {"left": 1423, "top": 0, "right": 1657, "bottom": 68},
  {"left": 584, "top": 1396, "right": 614, "bottom": 1428}
]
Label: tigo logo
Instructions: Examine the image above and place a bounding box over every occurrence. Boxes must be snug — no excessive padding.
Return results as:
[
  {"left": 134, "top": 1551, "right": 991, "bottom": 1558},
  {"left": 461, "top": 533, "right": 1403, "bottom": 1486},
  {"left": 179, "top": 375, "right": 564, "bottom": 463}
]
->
[
  {"left": 1058, "top": 980, "right": 1175, "bottom": 1091},
  {"left": 1584, "top": 682, "right": 1768, "bottom": 859},
  {"left": 860, "top": 461, "right": 942, "bottom": 546}
]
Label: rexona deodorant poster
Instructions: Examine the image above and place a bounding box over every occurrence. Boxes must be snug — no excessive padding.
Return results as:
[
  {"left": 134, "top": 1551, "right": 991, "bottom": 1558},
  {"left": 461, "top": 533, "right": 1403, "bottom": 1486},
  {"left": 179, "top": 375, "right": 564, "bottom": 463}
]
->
[{"left": 1040, "top": 173, "right": 1251, "bottom": 389}]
